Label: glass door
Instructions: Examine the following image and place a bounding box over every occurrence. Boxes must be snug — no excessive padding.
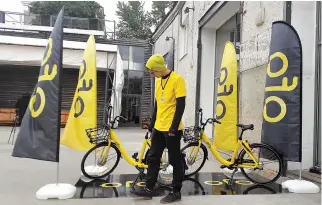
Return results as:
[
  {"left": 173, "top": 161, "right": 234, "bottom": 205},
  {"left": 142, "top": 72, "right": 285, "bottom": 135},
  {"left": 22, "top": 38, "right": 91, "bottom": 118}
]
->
[{"left": 119, "top": 94, "right": 141, "bottom": 127}]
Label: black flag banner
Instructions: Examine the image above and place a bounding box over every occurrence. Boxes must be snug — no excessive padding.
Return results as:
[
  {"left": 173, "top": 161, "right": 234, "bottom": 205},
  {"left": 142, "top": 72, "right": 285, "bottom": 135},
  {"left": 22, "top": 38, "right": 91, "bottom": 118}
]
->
[
  {"left": 261, "top": 21, "right": 302, "bottom": 162},
  {"left": 12, "top": 8, "right": 64, "bottom": 162}
]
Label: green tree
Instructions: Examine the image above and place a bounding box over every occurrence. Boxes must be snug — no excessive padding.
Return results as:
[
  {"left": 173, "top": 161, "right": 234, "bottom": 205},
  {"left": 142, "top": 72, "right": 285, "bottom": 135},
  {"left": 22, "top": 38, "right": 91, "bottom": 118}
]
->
[
  {"left": 150, "top": 1, "right": 176, "bottom": 27},
  {"left": 29, "top": 1, "right": 104, "bottom": 19},
  {"left": 115, "top": 1, "right": 152, "bottom": 40}
]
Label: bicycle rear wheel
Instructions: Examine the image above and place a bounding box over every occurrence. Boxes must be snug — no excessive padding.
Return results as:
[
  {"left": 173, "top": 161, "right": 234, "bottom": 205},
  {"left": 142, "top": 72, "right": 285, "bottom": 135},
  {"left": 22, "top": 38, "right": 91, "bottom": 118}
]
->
[
  {"left": 239, "top": 143, "right": 282, "bottom": 184},
  {"left": 81, "top": 142, "right": 121, "bottom": 179}
]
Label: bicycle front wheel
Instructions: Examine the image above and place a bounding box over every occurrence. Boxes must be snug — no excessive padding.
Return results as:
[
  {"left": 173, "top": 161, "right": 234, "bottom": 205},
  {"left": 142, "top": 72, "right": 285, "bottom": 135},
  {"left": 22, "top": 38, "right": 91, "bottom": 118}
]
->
[
  {"left": 81, "top": 142, "right": 121, "bottom": 179},
  {"left": 239, "top": 143, "right": 282, "bottom": 184},
  {"left": 181, "top": 142, "right": 207, "bottom": 177}
]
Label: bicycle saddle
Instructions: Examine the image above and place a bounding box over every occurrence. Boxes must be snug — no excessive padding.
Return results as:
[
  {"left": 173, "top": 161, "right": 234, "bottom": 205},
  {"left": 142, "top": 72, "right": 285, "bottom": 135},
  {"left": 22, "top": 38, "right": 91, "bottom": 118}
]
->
[{"left": 236, "top": 124, "right": 254, "bottom": 130}]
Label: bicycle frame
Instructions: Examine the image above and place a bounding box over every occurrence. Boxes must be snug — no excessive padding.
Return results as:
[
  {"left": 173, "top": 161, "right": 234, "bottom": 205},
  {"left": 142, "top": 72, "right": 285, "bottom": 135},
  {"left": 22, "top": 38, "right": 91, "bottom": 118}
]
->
[
  {"left": 101, "top": 129, "right": 149, "bottom": 169},
  {"left": 189, "top": 129, "right": 260, "bottom": 169}
]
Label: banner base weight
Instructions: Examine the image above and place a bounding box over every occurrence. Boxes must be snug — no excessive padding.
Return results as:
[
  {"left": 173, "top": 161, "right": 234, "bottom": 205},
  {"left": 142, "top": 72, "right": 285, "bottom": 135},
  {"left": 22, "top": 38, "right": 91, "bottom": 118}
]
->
[
  {"left": 36, "top": 183, "right": 76, "bottom": 200},
  {"left": 282, "top": 180, "right": 320, "bottom": 193}
]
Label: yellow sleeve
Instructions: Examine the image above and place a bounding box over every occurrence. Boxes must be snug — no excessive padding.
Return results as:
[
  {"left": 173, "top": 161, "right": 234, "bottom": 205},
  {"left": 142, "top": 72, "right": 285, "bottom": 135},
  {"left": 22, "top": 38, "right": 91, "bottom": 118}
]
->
[{"left": 174, "top": 76, "right": 187, "bottom": 98}]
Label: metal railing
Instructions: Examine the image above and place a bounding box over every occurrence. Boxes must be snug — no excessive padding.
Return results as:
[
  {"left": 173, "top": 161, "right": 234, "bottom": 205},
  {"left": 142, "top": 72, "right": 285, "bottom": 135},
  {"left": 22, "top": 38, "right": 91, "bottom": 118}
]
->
[{"left": 0, "top": 11, "right": 116, "bottom": 39}]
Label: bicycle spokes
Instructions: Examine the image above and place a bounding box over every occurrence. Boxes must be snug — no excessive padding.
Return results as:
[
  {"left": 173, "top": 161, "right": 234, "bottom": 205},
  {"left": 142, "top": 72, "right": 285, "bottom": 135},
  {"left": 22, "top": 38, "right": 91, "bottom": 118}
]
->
[
  {"left": 182, "top": 146, "right": 205, "bottom": 175},
  {"left": 241, "top": 146, "right": 281, "bottom": 184},
  {"left": 84, "top": 146, "right": 118, "bottom": 176}
]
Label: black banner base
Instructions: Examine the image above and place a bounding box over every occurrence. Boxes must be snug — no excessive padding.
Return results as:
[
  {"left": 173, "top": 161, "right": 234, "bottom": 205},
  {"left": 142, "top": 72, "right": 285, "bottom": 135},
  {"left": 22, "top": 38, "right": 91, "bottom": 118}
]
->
[
  {"left": 74, "top": 172, "right": 288, "bottom": 199},
  {"left": 309, "top": 166, "right": 321, "bottom": 175}
]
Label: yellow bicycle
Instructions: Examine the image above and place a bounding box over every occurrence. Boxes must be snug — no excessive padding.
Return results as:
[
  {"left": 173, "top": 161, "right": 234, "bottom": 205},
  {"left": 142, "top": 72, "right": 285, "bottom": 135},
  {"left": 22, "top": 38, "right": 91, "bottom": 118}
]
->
[
  {"left": 181, "top": 108, "right": 283, "bottom": 185},
  {"left": 80, "top": 106, "right": 187, "bottom": 182}
]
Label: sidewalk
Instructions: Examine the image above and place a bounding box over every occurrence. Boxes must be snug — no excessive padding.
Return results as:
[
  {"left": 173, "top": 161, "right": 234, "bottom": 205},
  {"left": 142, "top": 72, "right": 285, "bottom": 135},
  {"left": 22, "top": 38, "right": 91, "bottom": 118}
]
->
[{"left": 0, "top": 126, "right": 320, "bottom": 205}]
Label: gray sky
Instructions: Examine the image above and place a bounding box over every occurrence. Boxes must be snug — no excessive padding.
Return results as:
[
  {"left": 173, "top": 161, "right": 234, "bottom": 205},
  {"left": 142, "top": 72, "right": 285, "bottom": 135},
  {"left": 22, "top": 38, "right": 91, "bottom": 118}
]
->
[{"left": 0, "top": 0, "right": 153, "bottom": 22}]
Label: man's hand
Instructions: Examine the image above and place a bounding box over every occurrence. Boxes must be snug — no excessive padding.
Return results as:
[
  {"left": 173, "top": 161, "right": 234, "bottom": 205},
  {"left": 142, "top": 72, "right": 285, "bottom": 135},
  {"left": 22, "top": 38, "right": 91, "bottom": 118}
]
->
[{"left": 168, "top": 129, "right": 176, "bottom": 136}]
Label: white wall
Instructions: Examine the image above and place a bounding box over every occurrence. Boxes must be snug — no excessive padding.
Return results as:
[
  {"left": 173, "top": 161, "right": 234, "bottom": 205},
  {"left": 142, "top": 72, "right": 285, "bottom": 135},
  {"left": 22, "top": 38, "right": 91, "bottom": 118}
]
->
[
  {"left": 0, "top": 35, "right": 117, "bottom": 52},
  {"left": 152, "top": 0, "right": 318, "bottom": 170},
  {"left": 290, "top": 1, "right": 317, "bottom": 170},
  {"left": 0, "top": 44, "right": 116, "bottom": 70},
  {"left": 239, "top": 1, "right": 284, "bottom": 143},
  {"left": 199, "top": 28, "right": 216, "bottom": 137}
]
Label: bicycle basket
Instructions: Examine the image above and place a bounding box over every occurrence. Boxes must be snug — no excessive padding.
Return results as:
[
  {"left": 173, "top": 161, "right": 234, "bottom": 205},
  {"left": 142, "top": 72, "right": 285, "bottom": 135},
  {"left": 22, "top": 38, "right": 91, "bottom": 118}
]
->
[
  {"left": 182, "top": 126, "right": 201, "bottom": 143},
  {"left": 85, "top": 125, "right": 110, "bottom": 144}
]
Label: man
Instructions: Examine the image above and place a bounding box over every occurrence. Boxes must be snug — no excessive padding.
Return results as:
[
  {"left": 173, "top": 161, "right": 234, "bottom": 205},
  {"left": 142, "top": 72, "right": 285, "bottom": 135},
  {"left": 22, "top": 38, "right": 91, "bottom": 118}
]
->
[
  {"left": 130, "top": 54, "right": 186, "bottom": 203},
  {"left": 15, "top": 92, "right": 31, "bottom": 125}
]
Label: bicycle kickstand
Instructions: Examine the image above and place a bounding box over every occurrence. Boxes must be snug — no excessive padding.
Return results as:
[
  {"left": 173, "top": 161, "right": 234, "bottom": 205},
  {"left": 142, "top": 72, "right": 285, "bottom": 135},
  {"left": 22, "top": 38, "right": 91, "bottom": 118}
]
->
[
  {"left": 131, "top": 168, "right": 145, "bottom": 191},
  {"left": 228, "top": 168, "right": 238, "bottom": 186}
]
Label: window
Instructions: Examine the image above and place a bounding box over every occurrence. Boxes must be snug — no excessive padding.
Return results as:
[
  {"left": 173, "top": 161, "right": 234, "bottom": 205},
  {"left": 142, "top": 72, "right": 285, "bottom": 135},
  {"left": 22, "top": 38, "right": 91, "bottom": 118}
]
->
[
  {"left": 163, "top": 49, "right": 175, "bottom": 71},
  {"left": 117, "top": 46, "right": 145, "bottom": 95},
  {"left": 179, "top": 25, "right": 188, "bottom": 59},
  {"left": 128, "top": 70, "right": 144, "bottom": 94},
  {"left": 130, "top": 47, "right": 145, "bottom": 71}
]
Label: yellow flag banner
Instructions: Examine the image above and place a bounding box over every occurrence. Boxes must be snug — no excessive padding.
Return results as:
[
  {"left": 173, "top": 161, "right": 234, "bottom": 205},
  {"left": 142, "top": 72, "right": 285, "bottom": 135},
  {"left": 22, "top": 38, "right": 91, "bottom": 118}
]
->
[
  {"left": 213, "top": 41, "right": 238, "bottom": 151},
  {"left": 60, "top": 35, "right": 97, "bottom": 151}
]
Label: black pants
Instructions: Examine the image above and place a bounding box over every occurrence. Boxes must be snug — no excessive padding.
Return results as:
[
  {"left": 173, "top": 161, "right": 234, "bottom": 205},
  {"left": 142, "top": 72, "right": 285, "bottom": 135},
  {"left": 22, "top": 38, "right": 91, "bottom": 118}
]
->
[{"left": 145, "top": 129, "right": 184, "bottom": 192}]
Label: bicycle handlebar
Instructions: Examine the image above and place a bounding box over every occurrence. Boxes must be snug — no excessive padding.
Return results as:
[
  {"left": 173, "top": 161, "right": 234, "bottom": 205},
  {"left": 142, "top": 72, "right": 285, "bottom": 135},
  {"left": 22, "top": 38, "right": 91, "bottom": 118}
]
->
[
  {"left": 104, "top": 105, "right": 128, "bottom": 128},
  {"left": 113, "top": 115, "right": 128, "bottom": 122},
  {"left": 197, "top": 108, "right": 221, "bottom": 130}
]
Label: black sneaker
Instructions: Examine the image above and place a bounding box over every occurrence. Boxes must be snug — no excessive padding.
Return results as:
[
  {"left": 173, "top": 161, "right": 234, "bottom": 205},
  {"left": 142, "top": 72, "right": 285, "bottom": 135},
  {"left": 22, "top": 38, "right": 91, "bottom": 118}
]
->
[
  {"left": 160, "top": 191, "right": 181, "bottom": 204},
  {"left": 130, "top": 187, "right": 153, "bottom": 200}
]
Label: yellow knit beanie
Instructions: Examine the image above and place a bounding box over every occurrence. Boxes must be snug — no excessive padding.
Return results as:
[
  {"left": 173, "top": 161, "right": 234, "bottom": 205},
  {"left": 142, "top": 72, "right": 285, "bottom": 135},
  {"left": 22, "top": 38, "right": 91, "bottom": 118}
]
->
[{"left": 146, "top": 54, "right": 166, "bottom": 71}]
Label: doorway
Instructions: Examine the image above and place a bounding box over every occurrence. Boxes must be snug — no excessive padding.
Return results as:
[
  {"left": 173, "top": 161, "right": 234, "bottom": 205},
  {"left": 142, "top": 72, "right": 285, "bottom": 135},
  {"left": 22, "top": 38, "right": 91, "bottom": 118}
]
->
[
  {"left": 313, "top": 1, "right": 321, "bottom": 172},
  {"left": 198, "top": 1, "right": 241, "bottom": 138},
  {"left": 213, "top": 13, "right": 241, "bottom": 120}
]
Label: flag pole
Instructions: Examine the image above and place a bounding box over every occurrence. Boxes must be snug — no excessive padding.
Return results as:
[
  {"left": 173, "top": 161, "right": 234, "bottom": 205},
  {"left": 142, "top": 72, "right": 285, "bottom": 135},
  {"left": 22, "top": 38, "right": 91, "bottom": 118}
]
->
[
  {"left": 56, "top": 162, "right": 60, "bottom": 185},
  {"left": 299, "top": 162, "right": 302, "bottom": 181},
  {"left": 55, "top": 6, "right": 64, "bottom": 186}
]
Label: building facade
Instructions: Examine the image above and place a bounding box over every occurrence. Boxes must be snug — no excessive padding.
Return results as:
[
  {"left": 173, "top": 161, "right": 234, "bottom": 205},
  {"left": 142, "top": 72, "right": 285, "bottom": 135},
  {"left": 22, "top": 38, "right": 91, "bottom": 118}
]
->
[
  {"left": 0, "top": 4, "right": 153, "bottom": 128},
  {"left": 151, "top": 1, "right": 321, "bottom": 171}
]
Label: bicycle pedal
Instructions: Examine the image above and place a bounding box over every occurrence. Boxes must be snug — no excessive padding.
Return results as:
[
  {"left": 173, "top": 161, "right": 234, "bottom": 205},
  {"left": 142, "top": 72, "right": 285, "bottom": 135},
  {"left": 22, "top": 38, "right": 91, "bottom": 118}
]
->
[
  {"left": 220, "top": 165, "right": 227, "bottom": 169},
  {"left": 220, "top": 165, "right": 235, "bottom": 170},
  {"left": 132, "top": 152, "right": 138, "bottom": 160}
]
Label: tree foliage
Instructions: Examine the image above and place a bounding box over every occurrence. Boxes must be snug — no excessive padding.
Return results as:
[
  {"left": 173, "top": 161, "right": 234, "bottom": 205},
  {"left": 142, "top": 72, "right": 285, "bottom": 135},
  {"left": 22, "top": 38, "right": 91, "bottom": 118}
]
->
[
  {"left": 29, "top": 1, "right": 105, "bottom": 19},
  {"left": 115, "top": 1, "right": 175, "bottom": 40},
  {"left": 115, "top": 1, "right": 153, "bottom": 40},
  {"left": 150, "top": 1, "right": 176, "bottom": 27}
]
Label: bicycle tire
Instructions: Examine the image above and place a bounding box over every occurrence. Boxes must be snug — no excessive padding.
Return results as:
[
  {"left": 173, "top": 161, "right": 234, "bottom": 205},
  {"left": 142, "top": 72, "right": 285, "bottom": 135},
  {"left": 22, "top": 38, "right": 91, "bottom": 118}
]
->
[
  {"left": 81, "top": 142, "right": 121, "bottom": 179},
  {"left": 180, "top": 142, "right": 207, "bottom": 177},
  {"left": 239, "top": 143, "right": 282, "bottom": 185}
]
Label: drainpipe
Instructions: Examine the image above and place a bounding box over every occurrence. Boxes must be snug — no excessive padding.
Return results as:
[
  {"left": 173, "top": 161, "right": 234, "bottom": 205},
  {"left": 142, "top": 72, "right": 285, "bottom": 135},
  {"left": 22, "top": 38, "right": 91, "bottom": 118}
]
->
[{"left": 195, "top": 29, "right": 202, "bottom": 126}]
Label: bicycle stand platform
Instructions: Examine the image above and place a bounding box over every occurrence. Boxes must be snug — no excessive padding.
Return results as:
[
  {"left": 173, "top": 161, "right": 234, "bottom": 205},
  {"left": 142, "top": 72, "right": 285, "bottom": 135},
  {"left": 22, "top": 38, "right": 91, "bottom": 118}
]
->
[{"left": 74, "top": 172, "right": 285, "bottom": 199}]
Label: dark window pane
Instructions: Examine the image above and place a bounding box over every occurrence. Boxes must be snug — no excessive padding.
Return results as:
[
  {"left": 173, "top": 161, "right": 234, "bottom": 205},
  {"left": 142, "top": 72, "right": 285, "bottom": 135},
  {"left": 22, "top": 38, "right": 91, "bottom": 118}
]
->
[
  {"left": 130, "top": 47, "right": 145, "bottom": 71},
  {"left": 119, "top": 46, "right": 129, "bottom": 61},
  {"left": 128, "top": 70, "right": 143, "bottom": 94},
  {"left": 119, "top": 95, "right": 141, "bottom": 127},
  {"left": 123, "top": 60, "right": 129, "bottom": 70}
]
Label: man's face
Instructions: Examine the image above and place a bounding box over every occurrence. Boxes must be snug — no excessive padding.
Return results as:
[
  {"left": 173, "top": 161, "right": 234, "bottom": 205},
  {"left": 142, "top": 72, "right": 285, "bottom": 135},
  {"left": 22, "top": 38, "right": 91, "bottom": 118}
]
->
[{"left": 148, "top": 69, "right": 163, "bottom": 78}]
